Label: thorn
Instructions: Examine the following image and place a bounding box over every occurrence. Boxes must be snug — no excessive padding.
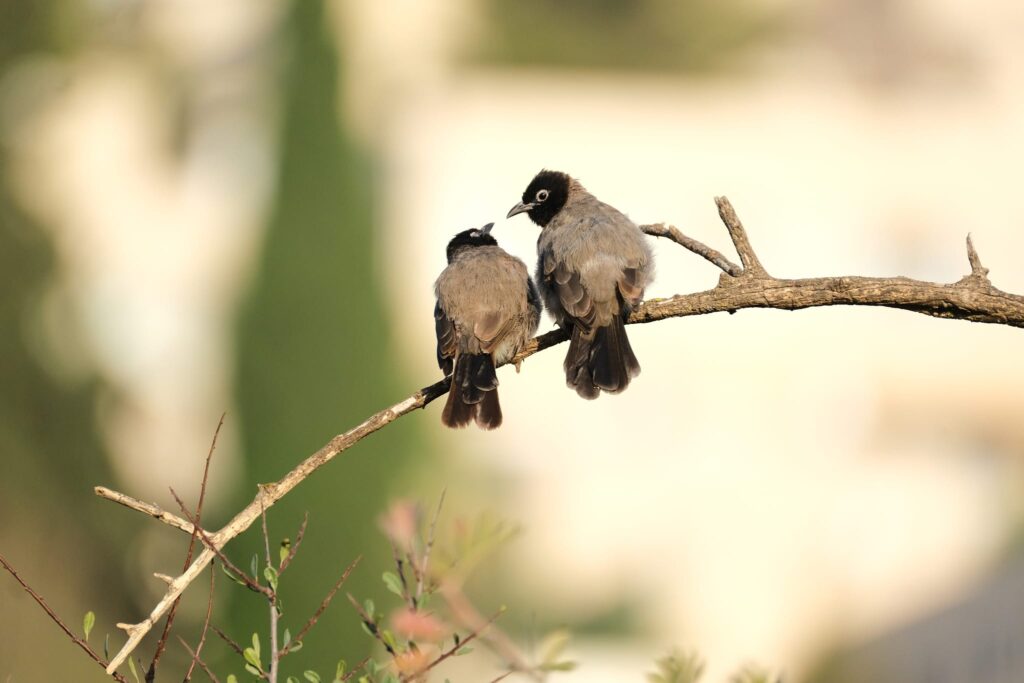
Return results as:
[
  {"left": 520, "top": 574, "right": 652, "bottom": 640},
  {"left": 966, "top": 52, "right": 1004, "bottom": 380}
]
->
[
  {"left": 154, "top": 573, "right": 174, "bottom": 585},
  {"left": 116, "top": 623, "right": 135, "bottom": 633}
]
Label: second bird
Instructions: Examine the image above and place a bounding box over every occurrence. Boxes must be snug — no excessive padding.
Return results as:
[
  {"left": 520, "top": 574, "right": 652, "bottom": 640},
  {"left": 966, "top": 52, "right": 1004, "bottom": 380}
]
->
[
  {"left": 508, "top": 170, "right": 653, "bottom": 399},
  {"left": 434, "top": 223, "right": 541, "bottom": 429}
]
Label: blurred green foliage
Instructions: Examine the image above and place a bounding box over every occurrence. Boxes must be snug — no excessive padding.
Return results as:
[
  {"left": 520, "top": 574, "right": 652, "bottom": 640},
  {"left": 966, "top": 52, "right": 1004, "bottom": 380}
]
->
[
  {"left": 227, "top": 0, "right": 424, "bottom": 674},
  {"left": 472, "top": 0, "right": 788, "bottom": 74},
  {"left": 0, "top": 2, "right": 137, "bottom": 680}
]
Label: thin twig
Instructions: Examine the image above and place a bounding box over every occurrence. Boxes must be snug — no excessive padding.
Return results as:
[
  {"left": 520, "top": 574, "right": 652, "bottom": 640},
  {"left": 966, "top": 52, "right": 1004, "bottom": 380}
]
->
[
  {"left": 404, "top": 607, "right": 504, "bottom": 682},
  {"left": 102, "top": 195, "right": 1024, "bottom": 673},
  {"left": 715, "top": 196, "right": 766, "bottom": 275},
  {"left": 183, "top": 565, "right": 217, "bottom": 682},
  {"left": 211, "top": 626, "right": 269, "bottom": 682},
  {"left": 259, "top": 492, "right": 280, "bottom": 683},
  {"left": 340, "top": 656, "right": 372, "bottom": 682},
  {"left": 280, "top": 556, "right": 362, "bottom": 657},
  {"left": 389, "top": 538, "right": 415, "bottom": 610},
  {"left": 640, "top": 223, "right": 742, "bottom": 276},
  {"left": 488, "top": 672, "right": 514, "bottom": 683},
  {"left": 278, "top": 512, "right": 308, "bottom": 574},
  {"left": 0, "top": 553, "right": 129, "bottom": 683},
  {"left": 177, "top": 637, "right": 221, "bottom": 683},
  {"left": 148, "top": 414, "right": 224, "bottom": 682},
  {"left": 212, "top": 625, "right": 244, "bottom": 658},
  {"left": 170, "top": 489, "right": 269, "bottom": 597},
  {"left": 416, "top": 490, "right": 446, "bottom": 603},
  {"left": 347, "top": 593, "right": 396, "bottom": 655},
  {"left": 94, "top": 486, "right": 196, "bottom": 535},
  {"left": 441, "top": 583, "right": 539, "bottom": 681}
]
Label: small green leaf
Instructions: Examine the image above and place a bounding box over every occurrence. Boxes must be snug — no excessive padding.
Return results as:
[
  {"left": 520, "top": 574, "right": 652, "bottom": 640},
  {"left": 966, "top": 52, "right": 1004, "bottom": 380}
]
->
[
  {"left": 83, "top": 611, "right": 95, "bottom": 641},
  {"left": 287, "top": 677, "right": 299, "bottom": 683},
  {"left": 381, "top": 572, "right": 403, "bottom": 597},
  {"left": 264, "top": 566, "right": 279, "bottom": 592},
  {"left": 221, "top": 562, "right": 247, "bottom": 587},
  {"left": 360, "top": 622, "right": 373, "bottom": 638},
  {"left": 363, "top": 599, "right": 375, "bottom": 620},
  {"left": 283, "top": 628, "right": 291, "bottom": 649},
  {"left": 289, "top": 640, "right": 303, "bottom": 653},
  {"left": 245, "top": 663, "right": 262, "bottom": 677},
  {"left": 127, "top": 656, "right": 140, "bottom": 683},
  {"left": 304, "top": 671, "right": 322, "bottom": 683},
  {"left": 334, "top": 659, "right": 347, "bottom": 681},
  {"left": 455, "top": 647, "right": 474, "bottom": 656},
  {"left": 251, "top": 554, "right": 259, "bottom": 578},
  {"left": 244, "top": 648, "right": 262, "bottom": 670},
  {"left": 103, "top": 633, "right": 110, "bottom": 660},
  {"left": 542, "top": 661, "right": 578, "bottom": 672},
  {"left": 381, "top": 629, "right": 397, "bottom": 651},
  {"left": 280, "top": 538, "right": 291, "bottom": 566},
  {"left": 251, "top": 632, "right": 261, "bottom": 656},
  {"left": 227, "top": 676, "right": 239, "bottom": 683}
]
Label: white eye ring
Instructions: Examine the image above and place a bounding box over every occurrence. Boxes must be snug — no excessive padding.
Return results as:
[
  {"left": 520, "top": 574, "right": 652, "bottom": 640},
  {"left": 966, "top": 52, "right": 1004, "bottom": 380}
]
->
[{"left": 536, "top": 189, "right": 549, "bottom": 202}]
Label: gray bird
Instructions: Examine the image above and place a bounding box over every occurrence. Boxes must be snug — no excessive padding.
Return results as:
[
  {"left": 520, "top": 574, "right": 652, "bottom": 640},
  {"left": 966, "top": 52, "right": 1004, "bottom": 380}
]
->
[
  {"left": 434, "top": 223, "right": 542, "bottom": 429},
  {"left": 507, "top": 170, "right": 653, "bottom": 399}
]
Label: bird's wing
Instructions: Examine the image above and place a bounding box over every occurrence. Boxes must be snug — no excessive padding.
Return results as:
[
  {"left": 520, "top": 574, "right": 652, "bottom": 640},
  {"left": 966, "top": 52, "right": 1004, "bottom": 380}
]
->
[
  {"left": 541, "top": 248, "right": 598, "bottom": 332},
  {"left": 617, "top": 266, "right": 645, "bottom": 310},
  {"left": 434, "top": 300, "right": 457, "bottom": 375}
]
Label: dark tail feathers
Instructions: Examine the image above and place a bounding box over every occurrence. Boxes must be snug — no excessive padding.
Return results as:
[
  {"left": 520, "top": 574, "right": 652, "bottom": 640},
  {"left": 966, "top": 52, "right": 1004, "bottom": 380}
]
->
[
  {"left": 564, "top": 316, "right": 640, "bottom": 400},
  {"left": 442, "top": 353, "right": 502, "bottom": 429}
]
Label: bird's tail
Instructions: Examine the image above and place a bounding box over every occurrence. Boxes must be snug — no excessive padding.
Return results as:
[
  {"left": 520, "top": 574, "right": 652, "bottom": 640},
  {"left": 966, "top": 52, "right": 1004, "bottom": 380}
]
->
[
  {"left": 442, "top": 352, "right": 502, "bottom": 429},
  {"left": 564, "top": 316, "right": 640, "bottom": 399}
]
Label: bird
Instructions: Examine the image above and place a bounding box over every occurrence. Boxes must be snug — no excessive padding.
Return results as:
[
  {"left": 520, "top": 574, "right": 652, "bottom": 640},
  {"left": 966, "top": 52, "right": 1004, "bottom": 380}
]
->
[
  {"left": 507, "top": 170, "right": 653, "bottom": 399},
  {"left": 434, "top": 222, "right": 542, "bottom": 429}
]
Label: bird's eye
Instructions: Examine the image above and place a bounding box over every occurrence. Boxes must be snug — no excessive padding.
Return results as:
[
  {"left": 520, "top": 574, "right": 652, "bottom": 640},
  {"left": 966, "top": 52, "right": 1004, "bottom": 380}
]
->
[{"left": 536, "top": 189, "right": 549, "bottom": 202}]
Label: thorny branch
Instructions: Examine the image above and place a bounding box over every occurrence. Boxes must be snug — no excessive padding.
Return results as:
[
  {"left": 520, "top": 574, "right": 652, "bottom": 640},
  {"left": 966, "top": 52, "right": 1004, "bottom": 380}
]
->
[{"left": 97, "top": 195, "right": 1024, "bottom": 675}]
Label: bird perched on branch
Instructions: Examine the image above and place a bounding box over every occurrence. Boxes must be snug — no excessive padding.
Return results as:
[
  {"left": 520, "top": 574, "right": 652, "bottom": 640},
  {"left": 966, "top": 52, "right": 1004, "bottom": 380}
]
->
[
  {"left": 434, "top": 223, "right": 541, "bottom": 429},
  {"left": 508, "top": 170, "right": 653, "bottom": 399}
]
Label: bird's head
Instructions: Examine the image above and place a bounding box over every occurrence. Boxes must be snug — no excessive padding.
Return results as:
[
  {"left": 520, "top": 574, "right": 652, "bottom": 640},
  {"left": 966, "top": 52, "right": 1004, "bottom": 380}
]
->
[
  {"left": 506, "top": 169, "right": 571, "bottom": 227},
  {"left": 445, "top": 223, "right": 498, "bottom": 263}
]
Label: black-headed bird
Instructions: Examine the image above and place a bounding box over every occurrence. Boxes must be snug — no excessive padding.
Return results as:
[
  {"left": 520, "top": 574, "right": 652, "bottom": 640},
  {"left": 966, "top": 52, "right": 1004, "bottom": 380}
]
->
[
  {"left": 434, "top": 223, "right": 541, "bottom": 428},
  {"left": 508, "top": 170, "right": 653, "bottom": 399}
]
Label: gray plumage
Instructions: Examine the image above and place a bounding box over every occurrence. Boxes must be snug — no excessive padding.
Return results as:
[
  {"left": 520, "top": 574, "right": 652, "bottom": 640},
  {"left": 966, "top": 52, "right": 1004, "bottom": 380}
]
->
[
  {"left": 508, "top": 170, "right": 653, "bottom": 399},
  {"left": 434, "top": 224, "right": 541, "bottom": 429}
]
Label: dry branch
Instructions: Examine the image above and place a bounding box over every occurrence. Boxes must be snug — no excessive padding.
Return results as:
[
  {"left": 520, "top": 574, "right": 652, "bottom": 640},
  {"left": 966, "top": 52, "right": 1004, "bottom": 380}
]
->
[{"left": 98, "top": 195, "right": 1024, "bottom": 675}]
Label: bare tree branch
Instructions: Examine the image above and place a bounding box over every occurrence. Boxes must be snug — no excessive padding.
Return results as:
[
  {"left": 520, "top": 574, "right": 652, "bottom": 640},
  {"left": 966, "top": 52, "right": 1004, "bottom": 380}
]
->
[
  {"left": 279, "top": 555, "right": 361, "bottom": 657},
  {"left": 0, "top": 553, "right": 129, "bottom": 682},
  {"left": 94, "top": 486, "right": 197, "bottom": 535},
  {"left": 177, "top": 636, "right": 221, "bottom": 683},
  {"left": 182, "top": 565, "right": 217, "bottom": 682},
  {"left": 99, "top": 196, "right": 1024, "bottom": 674},
  {"left": 147, "top": 414, "right": 224, "bottom": 682}
]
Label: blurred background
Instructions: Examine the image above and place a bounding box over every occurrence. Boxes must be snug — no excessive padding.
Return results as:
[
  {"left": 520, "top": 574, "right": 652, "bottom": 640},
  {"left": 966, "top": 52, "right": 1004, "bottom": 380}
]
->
[{"left": 2, "top": 0, "right": 1024, "bottom": 681}]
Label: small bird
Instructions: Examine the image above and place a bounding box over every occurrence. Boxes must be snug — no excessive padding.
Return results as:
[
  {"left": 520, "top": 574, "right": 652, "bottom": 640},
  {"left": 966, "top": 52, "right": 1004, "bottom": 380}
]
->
[
  {"left": 434, "top": 223, "right": 541, "bottom": 429},
  {"left": 507, "top": 170, "right": 653, "bottom": 399}
]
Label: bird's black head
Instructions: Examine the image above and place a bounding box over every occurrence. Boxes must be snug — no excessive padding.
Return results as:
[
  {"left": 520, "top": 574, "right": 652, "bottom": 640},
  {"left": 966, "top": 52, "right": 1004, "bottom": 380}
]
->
[
  {"left": 445, "top": 223, "right": 498, "bottom": 263},
  {"left": 506, "top": 169, "right": 571, "bottom": 227}
]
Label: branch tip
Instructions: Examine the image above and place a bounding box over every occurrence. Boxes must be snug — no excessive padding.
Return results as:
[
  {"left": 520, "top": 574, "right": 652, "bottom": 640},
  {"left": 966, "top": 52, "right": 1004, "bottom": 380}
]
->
[
  {"left": 714, "top": 196, "right": 767, "bottom": 276},
  {"left": 965, "top": 233, "right": 989, "bottom": 279}
]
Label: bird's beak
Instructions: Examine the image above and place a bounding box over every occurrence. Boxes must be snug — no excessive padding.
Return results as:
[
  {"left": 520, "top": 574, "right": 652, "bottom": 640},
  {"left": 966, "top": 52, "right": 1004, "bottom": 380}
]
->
[
  {"left": 506, "top": 201, "right": 534, "bottom": 219},
  {"left": 480, "top": 222, "right": 495, "bottom": 235}
]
